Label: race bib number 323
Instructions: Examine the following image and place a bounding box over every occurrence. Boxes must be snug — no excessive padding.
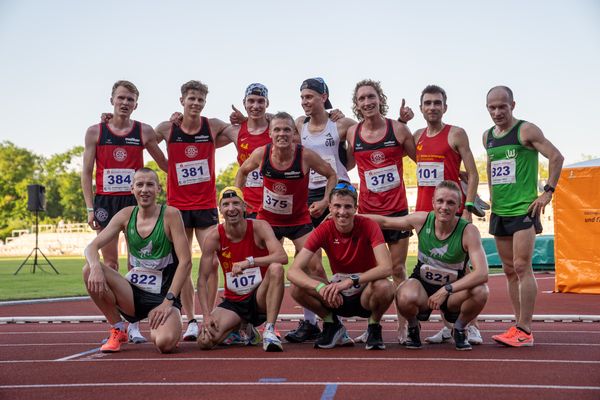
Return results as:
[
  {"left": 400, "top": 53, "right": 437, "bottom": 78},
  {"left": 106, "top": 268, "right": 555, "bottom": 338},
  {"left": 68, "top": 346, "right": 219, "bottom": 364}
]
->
[{"left": 490, "top": 159, "right": 516, "bottom": 185}]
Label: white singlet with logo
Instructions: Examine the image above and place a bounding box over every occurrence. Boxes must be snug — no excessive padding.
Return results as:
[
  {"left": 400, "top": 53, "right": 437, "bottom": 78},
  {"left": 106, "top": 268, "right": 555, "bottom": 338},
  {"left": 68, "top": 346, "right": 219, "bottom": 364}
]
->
[
  {"left": 263, "top": 187, "right": 293, "bottom": 215},
  {"left": 365, "top": 165, "right": 400, "bottom": 193},
  {"left": 226, "top": 267, "right": 262, "bottom": 295},
  {"left": 103, "top": 168, "right": 135, "bottom": 192},
  {"left": 309, "top": 154, "right": 337, "bottom": 186},
  {"left": 175, "top": 159, "right": 210, "bottom": 186},
  {"left": 417, "top": 162, "right": 444, "bottom": 186},
  {"left": 125, "top": 267, "right": 163, "bottom": 294}
]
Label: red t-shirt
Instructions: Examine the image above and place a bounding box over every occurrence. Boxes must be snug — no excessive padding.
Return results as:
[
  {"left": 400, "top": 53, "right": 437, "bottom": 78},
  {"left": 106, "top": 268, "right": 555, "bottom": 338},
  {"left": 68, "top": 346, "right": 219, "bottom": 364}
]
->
[
  {"left": 237, "top": 121, "right": 271, "bottom": 214},
  {"left": 304, "top": 215, "right": 385, "bottom": 274}
]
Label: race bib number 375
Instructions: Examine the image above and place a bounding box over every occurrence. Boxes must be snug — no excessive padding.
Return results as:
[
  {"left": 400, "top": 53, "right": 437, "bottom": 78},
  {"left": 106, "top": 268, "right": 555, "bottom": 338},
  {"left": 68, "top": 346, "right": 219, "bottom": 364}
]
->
[{"left": 263, "top": 187, "right": 293, "bottom": 215}]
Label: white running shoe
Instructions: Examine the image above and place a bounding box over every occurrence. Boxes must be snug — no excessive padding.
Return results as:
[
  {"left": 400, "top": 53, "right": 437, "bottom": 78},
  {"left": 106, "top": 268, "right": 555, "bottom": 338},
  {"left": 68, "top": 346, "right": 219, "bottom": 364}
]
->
[
  {"left": 183, "top": 321, "right": 199, "bottom": 341},
  {"left": 425, "top": 326, "right": 452, "bottom": 344},
  {"left": 263, "top": 329, "right": 283, "bottom": 352},
  {"left": 397, "top": 324, "right": 408, "bottom": 345},
  {"left": 354, "top": 330, "right": 368, "bottom": 343},
  {"left": 467, "top": 324, "right": 483, "bottom": 345},
  {"left": 127, "top": 322, "right": 147, "bottom": 344}
]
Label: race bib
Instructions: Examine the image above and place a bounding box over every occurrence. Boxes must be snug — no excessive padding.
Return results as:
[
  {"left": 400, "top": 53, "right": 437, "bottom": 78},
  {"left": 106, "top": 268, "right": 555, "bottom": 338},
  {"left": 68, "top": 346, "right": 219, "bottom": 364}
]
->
[
  {"left": 365, "top": 165, "right": 400, "bottom": 193},
  {"left": 103, "top": 169, "right": 134, "bottom": 192},
  {"left": 419, "top": 264, "right": 458, "bottom": 286},
  {"left": 417, "top": 162, "right": 444, "bottom": 186},
  {"left": 331, "top": 273, "right": 364, "bottom": 297},
  {"left": 245, "top": 168, "right": 263, "bottom": 188},
  {"left": 310, "top": 154, "right": 337, "bottom": 185},
  {"left": 490, "top": 159, "right": 516, "bottom": 185},
  {"left": 263, "top": 187, "right": 293, "bottom": 215},
  {"left": 226, "top": 267, "right": 262, "bottom": 295},
  {"left": 125, "top": 267, "right": 162, "bottom": 294},
  {"left": 175, "top": 159, "right": 210, "bottom": 186}
]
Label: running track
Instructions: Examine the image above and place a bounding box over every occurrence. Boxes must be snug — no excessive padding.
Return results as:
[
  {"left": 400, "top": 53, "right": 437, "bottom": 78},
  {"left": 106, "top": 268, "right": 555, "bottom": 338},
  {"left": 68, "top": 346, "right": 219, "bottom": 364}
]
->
[{"left": 1, "top": 273, "right": 599, "bottom": 400}]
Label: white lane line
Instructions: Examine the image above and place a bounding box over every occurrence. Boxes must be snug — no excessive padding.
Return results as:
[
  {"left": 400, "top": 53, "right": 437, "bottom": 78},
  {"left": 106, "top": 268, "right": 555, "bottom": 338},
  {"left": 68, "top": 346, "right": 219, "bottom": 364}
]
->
[
  {"left": 0, "top": 381, "right": 598, "bottom": 391},
  {"left": 55, "top": 347, "right": 100, "bottom": 361}
]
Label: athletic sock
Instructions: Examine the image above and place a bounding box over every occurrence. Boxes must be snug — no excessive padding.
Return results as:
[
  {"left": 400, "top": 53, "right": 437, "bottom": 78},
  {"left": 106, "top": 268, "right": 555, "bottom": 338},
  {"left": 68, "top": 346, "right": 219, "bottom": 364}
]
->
[
  {"left": 323, "top": 313, "right": 334, "bottom": 323},
  {"left": 113, "top": 321, "right": 125, "bottom": 331},
  {"left": 264, "top": 323, "right": 275, "bottom": 332},
  {"left": 304, "top": 309, "right": 317, "bottom": 325},
  {"left": 454, "top": 319, "right": 466, "bottom": 331},
  {"left": 408, "top": 317, "right": 419, "bottom": 328},
  {"left": 368, "top": 316, "right": 378, "bottom": 325}
]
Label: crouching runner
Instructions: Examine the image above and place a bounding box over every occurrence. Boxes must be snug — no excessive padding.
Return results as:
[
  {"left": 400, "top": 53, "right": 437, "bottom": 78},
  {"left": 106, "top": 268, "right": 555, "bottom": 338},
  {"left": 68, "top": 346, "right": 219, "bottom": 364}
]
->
[
  {"left": 365, "top": 180, "right": 489, "bottom": 350},
  {"left": 287, "top": 182, "right": 395, "bottom": 350},
  {"left": 83, "top": 168, "right": 192, "bottom": 353},
  {"left": 197, "top": 187, "right": 288, "bottom": 352}
]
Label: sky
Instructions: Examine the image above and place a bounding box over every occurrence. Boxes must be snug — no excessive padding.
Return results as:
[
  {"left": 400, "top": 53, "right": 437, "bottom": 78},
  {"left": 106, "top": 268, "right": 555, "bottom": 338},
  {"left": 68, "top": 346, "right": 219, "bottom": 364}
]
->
[{"left": 1, "top": 0, "right": 599, "bottom": 176}]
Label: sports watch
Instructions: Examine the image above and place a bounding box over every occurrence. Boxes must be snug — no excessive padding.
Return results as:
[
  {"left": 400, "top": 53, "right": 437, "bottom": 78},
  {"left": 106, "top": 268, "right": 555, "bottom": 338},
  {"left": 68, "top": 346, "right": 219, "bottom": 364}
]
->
[
  {"left": 444, "top": 284, "right": 453, "bottom": 294},
  {"left": 350, "top": 274, "right": 361, "bottom": 288},
  {"left": 165, "top": 292, "right": 176, "bottom": 301},
  {"left": 543, "top": 184, "right": 555, "bottom": 193}
]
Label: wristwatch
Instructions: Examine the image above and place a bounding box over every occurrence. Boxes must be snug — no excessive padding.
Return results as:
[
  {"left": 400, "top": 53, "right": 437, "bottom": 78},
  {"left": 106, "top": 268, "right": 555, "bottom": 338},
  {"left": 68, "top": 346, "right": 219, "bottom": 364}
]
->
[
  {"left": 165, "top": 292, "right": 176, "bottom": 301},
  {"left": 444, "top": 284, "right": 453, "bottom": 294},
  {"left": 543, "top": 184, "right": 555, "bottom": 193},
  {"left": 350, "top": 274, "right": 361, "bottom": 288}
]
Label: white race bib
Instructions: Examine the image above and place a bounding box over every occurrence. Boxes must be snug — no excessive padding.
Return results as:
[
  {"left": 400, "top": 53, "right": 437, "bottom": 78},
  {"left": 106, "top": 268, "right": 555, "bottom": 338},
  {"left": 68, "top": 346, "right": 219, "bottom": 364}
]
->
[
  {"left": 419, "top": 264, "right": 458, "bottom": 286},
  {"left": 245, "top": 168, "right": 263, "bottom": 188},
  {"left": 103, "top": 168, "right": 134, "bottom": 192},
  {"left": 310, "top": 154, "right": 337, "bottom": 185},
  {"left": 417, "top": 162, "right": 444, "bottom": 186},
  {"left": 175, "top": 159, "right": 210, "bottom": 186},
  {"left": 365, "top": 165, "right": 400, "bottom": 193},
  {"left": 125, "top": 267, "right": 162, "bottom": 294},
  {"left": 330, "top": 273, "right": 364, "bottom": 297},
  {"left": 490, "top": 159, "right": 516, "bottom": 185},
  {"left": 226, "top": 267, "right": 262, "bottom": 295},
  {"left": 263, "top": 187, "right": 293, "bottom": 215}
]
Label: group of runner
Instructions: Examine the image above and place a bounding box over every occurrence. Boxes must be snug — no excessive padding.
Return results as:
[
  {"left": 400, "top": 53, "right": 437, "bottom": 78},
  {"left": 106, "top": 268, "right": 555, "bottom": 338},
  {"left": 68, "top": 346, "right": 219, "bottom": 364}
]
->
[{"left": 82, "top": 78, "right": 563, "bottom": 354}]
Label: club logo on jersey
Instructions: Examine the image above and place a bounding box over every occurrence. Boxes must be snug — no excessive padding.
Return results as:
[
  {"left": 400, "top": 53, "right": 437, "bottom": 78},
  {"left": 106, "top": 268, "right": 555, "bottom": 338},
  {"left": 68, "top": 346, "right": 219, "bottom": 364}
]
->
[
  {"left": 221, "top": 250, "right": 232, "bottom": 259},
  {"left": 505, "top": 149, "right": 517, "bottom": 159},
  {"left": 139, "top": 241, "right": 153, "bottom": 257},
  {"left": 240, "top": 143, "right": 249, "bottom": 150},
  {"left": 185, "top": 145, "right": 199, "bottom": 159},
  {"left": 95, "top": 208, "right": 109, "bottom": 222},
  {"left": 239, "top": 154, "right": 248, "bottom": 163},
  {"left": 113, "top": 148, "right": 127, "bottom": 162},
  {"left": 370, "top": 151, "right": 386, "bottom": 164},
  {"left": 417, "top": 143, "right": 423, "bottom": 151},
  {"left": 429, "top": 244, "right": 448, "bottom": 258},
  {"left": 273, "top": 182, "right": 287, "bottom": 194},
  {"left": 325, "top": 133, "right": 335, "bottom": 147}
]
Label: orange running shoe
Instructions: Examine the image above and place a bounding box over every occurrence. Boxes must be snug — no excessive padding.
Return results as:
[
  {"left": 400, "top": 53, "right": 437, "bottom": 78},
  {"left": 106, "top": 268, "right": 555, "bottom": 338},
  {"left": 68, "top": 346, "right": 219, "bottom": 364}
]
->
[
  {"left": 492, "top": 326, "right": 534, "bottom": 347},
  {"left": 101, "top": 328, "right": 127, "bottom": 353}
]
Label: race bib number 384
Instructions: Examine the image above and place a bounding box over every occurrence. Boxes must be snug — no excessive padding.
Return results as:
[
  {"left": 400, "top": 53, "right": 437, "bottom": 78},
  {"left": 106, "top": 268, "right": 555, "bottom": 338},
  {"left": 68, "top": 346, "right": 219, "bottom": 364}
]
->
[{"left": 103, "top": 169, "right": 134, "bottom": 192}]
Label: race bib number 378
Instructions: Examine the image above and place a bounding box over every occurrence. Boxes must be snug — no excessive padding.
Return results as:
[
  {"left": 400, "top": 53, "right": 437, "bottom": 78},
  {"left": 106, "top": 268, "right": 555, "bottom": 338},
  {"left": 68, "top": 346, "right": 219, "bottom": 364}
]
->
[{"left": 365, "top": 165, "right": 400, "bottom": 193}]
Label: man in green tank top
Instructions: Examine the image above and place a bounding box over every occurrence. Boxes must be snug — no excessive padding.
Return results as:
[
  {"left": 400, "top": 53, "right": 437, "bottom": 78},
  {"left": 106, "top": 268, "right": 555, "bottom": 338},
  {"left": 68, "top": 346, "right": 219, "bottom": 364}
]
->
[
  {"left": 83, "top": 168, "right": 192, "bottom": 354},
  {"left": 365, "top": 181, "right": 489, "bottom": 351},
  {"left": 483, "top": 86, "right": 563, "bottom": 347}
]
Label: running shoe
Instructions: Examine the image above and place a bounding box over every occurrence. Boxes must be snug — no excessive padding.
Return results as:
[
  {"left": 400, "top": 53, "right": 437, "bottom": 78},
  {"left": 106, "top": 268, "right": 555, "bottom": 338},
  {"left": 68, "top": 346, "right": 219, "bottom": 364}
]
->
[
  {"left": 127, "top": 322, "right": 147, "bottom": 344},
  {"left": 101, "top": 328, "right": 127, "bottom": 353},
  {"left": 467, "top": 324, "right": 483, "bottom": 345},
  {"left": 183, "top": 320, "right": 199, "bottom": 341},
  {"left": 425, "top": 326, "right": 452, "bottom": 344},
  {"left": 354, "top": 330, "right": 368, "bottom": 343},
  {"left": 492, "top": 326, "right": 534, "bottom": 347},
  {"left": 453, "top": 328, "right": 472, "bottom": 351},
  {"left": 314, "top": 321, "right": 347, "bottom": 349},
  {"left": 263, "top": 329, "right": 283, "bottom": 352},
  {"left": 339, "top": 330, "right": 355, "bottom": 346},
  {"left": 397, "top": 323, "right": 408, "bottom": 345},
  {"left": 404, "top": 323, "right": 423, "bottom": 349},
  {"left": 221, "top": 330, "right": 245, "bottom": 346},
  {"left": 365, "top": 323, "right": 385, "bottom": 350},
  {"left": 261, "top": 325, "right": 282, "bottom": 339},
  {"left": 245, "top": 324, "right": 262, "bottom": 346},
  {"left": 284, "top": 320, "right": 321, "bottom": 343}
]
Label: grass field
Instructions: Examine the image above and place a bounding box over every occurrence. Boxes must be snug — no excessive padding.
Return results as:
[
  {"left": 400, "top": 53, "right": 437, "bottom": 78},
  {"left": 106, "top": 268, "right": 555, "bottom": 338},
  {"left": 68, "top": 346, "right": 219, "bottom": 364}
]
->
[{"left": 1, "top": 256, "right": 425, "bottom": 301}]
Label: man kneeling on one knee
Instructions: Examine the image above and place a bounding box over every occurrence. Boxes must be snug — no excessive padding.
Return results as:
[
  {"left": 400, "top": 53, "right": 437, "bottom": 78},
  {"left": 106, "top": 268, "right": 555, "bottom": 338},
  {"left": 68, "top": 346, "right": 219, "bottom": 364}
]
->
[
  {"left": 83, "top": 168, "right": 192, "bottom": 354},
  {"left": 197, "top": 187, "right": 288, "bottom": 352},
  {"left": 287, "top": 182, "right": 395, "bottom": 350},
  {"left": 365, "top": 180, "right": 489, "bottom": 350}
]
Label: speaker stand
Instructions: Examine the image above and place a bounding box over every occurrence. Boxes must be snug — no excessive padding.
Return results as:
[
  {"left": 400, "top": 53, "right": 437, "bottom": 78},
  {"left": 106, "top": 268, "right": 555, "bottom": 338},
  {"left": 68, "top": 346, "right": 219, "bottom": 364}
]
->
[{"left": 14, "top": 210, "right": 59, "bottom": 275}]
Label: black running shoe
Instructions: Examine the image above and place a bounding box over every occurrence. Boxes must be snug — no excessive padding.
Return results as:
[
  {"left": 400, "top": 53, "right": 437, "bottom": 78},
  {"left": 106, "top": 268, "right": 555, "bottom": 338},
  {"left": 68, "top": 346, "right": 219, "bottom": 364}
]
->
[
  {"left": 453, "top": 328, "right": 472, "bottom": 351},
  {"left": 365, "top": 323, "right": 385, "bottom": 350},
  {"left": 314, "top": 321, "right": 346, "bottom": 349},
  {"left": 404, "top": 323, "right": 422, "bottom": 349},
  {"left": 284, "top": 320, "right": 321, "bottom": 343}
]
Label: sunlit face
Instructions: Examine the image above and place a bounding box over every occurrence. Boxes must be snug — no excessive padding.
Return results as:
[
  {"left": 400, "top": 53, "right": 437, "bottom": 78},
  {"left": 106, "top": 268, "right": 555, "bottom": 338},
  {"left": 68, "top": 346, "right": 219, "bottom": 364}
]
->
[
  {"left": 269, "top": 117, "right": 295, "bottom": 149},
  {"left": 355, "top": 85, "right": 380, "bottom": 118},
  {"left": 300, "top": 88, "right": 326, "bottom": 116},
  {"left": 180, "top": 89, "right": 206, "bottom": 116},
  {"left": 111, "top": 86, "right": 138, "bottom": 118},
  {"left": 219, "top": 195, "right": 246, "bottom": 224},
  {"left": 432, "top": 187, "right": 460, "bottom": 221},
  {"left": 486, "top": 89, "right": 515, "bottom": 129},
  {"left": 329, "top": 193, "right": 357, "bottom": 232},
  {"left": 244, "top": 94, "right": 268, "bottom": 119},
  {"left": 420, "top": 92, "right": 447, "bottom": 124},
  {"left": 132, "top": 171, "right": 160, "bottom": 207}
]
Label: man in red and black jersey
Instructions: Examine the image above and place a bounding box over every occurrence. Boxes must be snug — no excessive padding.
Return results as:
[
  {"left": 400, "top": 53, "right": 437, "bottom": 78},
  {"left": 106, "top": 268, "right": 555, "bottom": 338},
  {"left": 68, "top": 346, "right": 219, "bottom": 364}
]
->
[
  {"left": 197, "top": 187, "right": 287, "bottom": 352},
  {"left": 82, "top": 80, "right": 168, "bottom": 272}
]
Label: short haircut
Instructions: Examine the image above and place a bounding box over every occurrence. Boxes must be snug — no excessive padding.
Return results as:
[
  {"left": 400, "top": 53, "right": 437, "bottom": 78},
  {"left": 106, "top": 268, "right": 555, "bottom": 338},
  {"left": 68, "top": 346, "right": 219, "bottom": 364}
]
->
[
  {"left": 134, "top": 167, "right": 159, "bottom": 184},
  {"left": 111, "top": 80, "right": 139, "bottom": 98},
  {"left": 181, "top": 80, "right": 209, "bottom": 97},
  {"left": 352, "top": 79, "right": 389, "bottom": 120},
  {"left": 420, "top": 84, "right": 447, "bottom": 105},
  {"left": 487, "top": 85, "right": 514, "bottom": 103},
  {"left": 270, "top": 111, "right": 296, "bottom": 130},
  {"left": 434, "top": 180, "right": 462, "bottom": 205},
  {"left": 329, "top": 182, "right": 358, "bottom": 206}
]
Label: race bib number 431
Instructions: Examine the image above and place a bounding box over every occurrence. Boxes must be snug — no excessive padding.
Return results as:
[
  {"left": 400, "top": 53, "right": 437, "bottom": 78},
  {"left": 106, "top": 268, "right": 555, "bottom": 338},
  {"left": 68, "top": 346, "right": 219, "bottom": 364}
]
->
[
  {"left": 176, "top": 159, "right": 210, "bottom": 186},
  {"left": 125, "top": 267, "right": 162, "bottom": 294},
  {"left": 103, "top": 169, "right": 134, "bottom": 192}
]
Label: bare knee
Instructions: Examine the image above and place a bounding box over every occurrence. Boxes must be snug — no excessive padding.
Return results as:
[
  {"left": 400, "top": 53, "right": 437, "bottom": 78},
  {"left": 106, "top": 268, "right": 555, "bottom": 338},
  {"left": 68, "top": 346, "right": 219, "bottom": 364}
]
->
[
  {"left": 469, "top": 284, "right": 489, "bottom": 304},
  {"left": 155, "top": 334, "right": 178, "bottom": 354},
  {"left": 513, "top": 259, "right": 533, "bottom": 278},
  {"left": 370, "top": 279, "right": 394, "bottom": 301},
  {"left": 267, "top": 263, "right": 284, "bottom": 281},
  {"left": 396, "top": 287, "right": 419, "bottom": 308}
]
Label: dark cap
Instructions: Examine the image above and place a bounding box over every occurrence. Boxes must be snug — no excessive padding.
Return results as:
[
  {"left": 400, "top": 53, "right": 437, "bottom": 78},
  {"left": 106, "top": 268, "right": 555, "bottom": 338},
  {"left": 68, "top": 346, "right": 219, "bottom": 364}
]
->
[
  {"left": 300, "top": 77, "right": 332, "bottom": 109},
  {"left": 244, "top": 83, "right": 268, "bottom": 99}
]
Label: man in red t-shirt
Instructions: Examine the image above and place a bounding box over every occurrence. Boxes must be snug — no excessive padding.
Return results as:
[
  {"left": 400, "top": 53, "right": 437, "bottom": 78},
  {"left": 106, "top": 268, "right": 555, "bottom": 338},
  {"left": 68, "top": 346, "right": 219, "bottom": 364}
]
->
[
  {"left": 197, "top": 187, "right": 288, "bottom": 352},
  {"left": 287, "top": 183, "right": 394, "bottom": 350}
]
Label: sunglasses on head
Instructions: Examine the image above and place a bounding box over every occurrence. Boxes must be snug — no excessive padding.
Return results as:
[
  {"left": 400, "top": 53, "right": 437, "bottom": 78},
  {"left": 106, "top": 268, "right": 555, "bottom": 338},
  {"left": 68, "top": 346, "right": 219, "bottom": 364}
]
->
[{"left": 334, "top": 182, "right": 356, "bottom": 193}]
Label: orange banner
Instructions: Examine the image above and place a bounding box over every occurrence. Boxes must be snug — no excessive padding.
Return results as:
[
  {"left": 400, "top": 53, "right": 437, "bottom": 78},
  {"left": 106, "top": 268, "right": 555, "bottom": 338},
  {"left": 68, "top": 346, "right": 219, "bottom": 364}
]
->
[{"left": 554, "top": 166, "right": 600, "bottom": 294}]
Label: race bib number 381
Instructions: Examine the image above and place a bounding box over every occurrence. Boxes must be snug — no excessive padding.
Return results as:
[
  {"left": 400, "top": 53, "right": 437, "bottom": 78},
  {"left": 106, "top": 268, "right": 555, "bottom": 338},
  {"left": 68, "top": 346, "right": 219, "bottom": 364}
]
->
[
  {"left": 103, "top": 169, "right": 134, "bottom": 192},
  {"left": 176, "top": 159, "right": 210, "bottom": 186}
]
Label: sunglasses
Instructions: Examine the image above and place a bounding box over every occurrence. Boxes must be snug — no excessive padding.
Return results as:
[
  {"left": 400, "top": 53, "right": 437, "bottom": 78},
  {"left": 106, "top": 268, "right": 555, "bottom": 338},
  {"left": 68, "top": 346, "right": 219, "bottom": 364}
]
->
[{"left": 334, "top": 182, "right": 357, "bottom": 194}]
